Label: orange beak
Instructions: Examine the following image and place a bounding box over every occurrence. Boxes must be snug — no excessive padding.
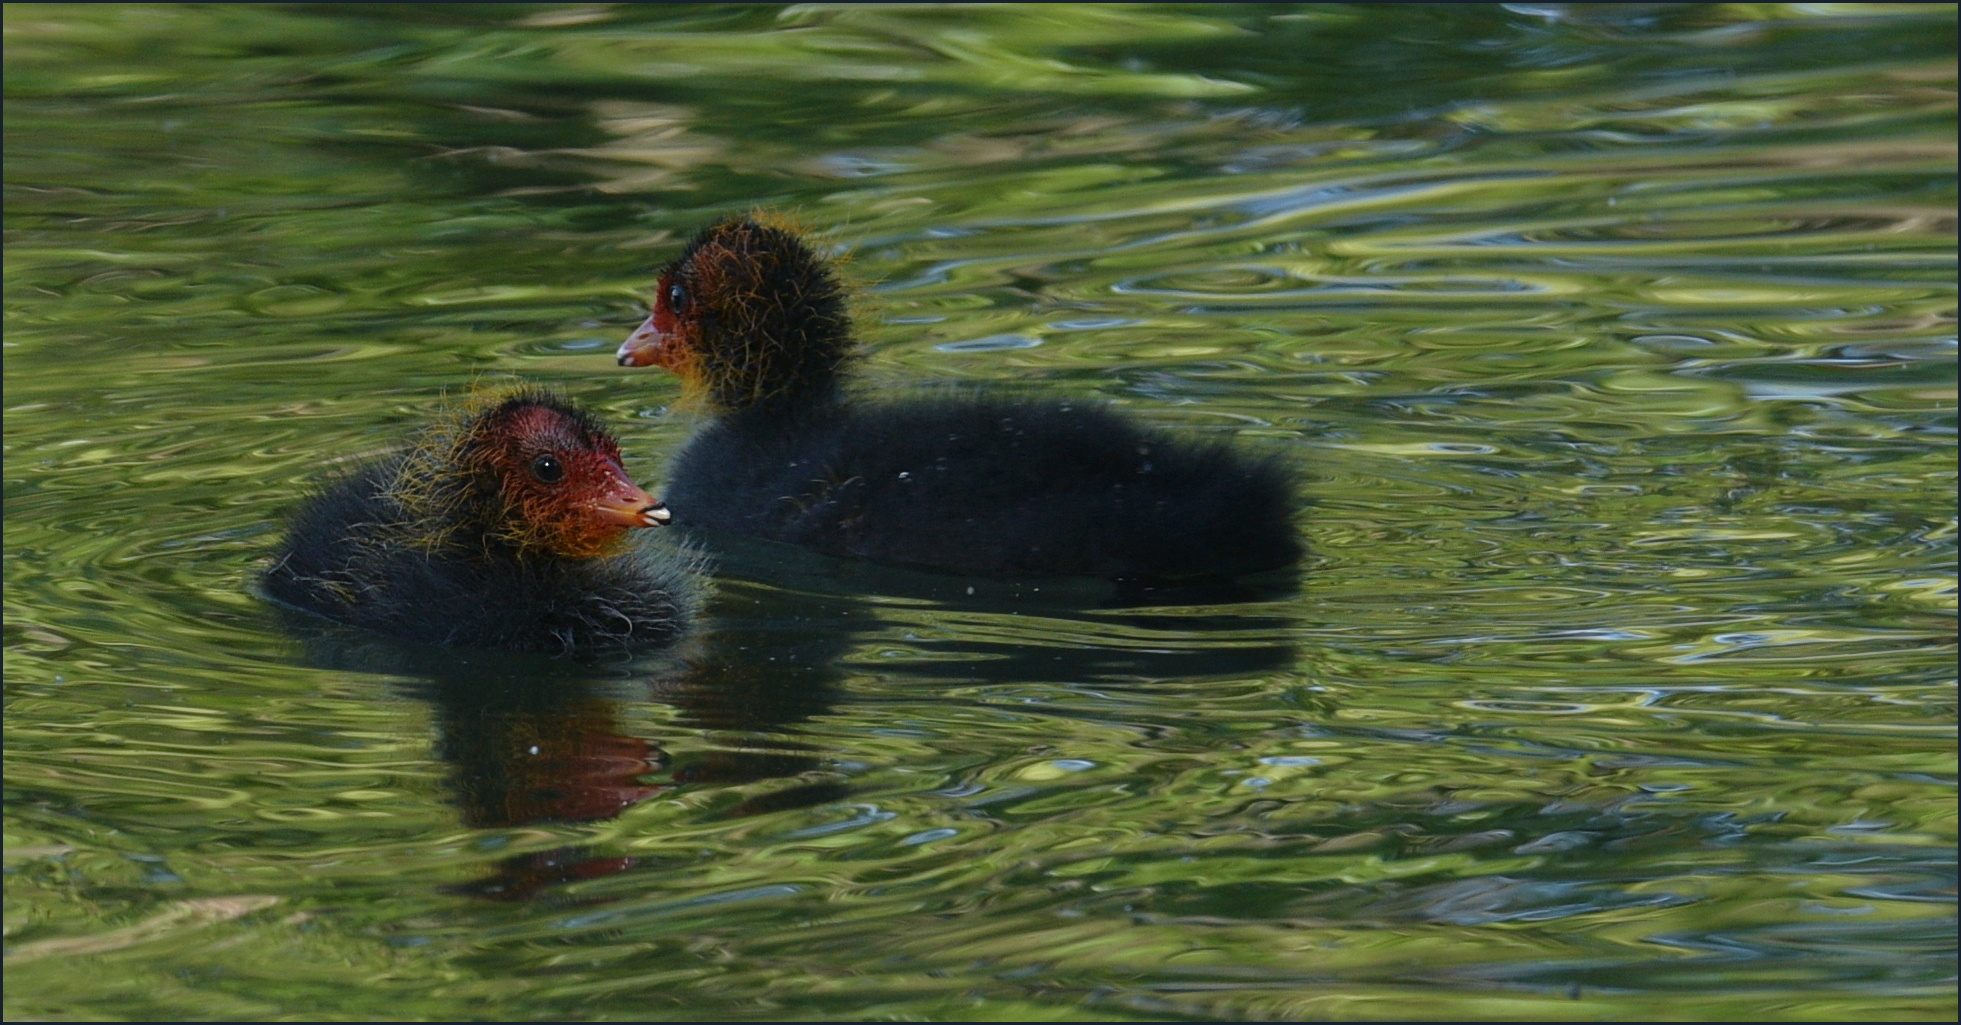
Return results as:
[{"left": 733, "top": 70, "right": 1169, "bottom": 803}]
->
[
  {"left": 617, "top": 313, "right": 672, "bottom": 369},
  {"left": 586, "top": 473, "right": 672, "bottom": 529}
]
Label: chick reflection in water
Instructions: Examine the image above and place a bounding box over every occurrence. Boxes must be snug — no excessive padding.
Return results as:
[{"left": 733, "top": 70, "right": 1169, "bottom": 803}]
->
[
  {"left": 286, "top": 559, "right": 1290, "bottom": 901},
  {"left": 283, "top": 581, "right": 858, "bottom": 902},
  {"left": 420, "top": 672, "right": 670, "bottom": 901},
  {"left": 436, "top": 589, "right": 856, "bottom": 901}
]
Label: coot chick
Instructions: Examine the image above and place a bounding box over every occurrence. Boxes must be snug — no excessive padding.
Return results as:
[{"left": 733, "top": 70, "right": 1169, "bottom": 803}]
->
[
  {"left": 617, "top": 216, "right": 1299, "bottom": 582},
  {"left": 264, "top": 389, "right": 702, "bottom": 654}
]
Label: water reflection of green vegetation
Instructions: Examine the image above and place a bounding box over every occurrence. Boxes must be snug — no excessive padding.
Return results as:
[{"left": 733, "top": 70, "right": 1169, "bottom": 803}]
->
[
  {"left": 280, "top": 569, "right": 1305, "bottom": 904},
  {"left": 4, "top": 2, "right": 1953, "bottom": 1019}
]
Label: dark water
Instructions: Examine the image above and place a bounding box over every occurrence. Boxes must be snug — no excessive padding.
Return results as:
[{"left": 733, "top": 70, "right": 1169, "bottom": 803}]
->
[{"left": 5, "top": 4, "right": 1954, "bottom": 1020}]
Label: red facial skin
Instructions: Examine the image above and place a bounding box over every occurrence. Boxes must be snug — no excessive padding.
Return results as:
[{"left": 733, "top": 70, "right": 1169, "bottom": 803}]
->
[
  {"left": 616, "top": 219, "right": 843, "bottom": 412},
  {"left": 617, "top": 269, "right": 698, "bottom": 374},
  {"left": 471, "top": 404, "right": 669, "bottom": 559}
]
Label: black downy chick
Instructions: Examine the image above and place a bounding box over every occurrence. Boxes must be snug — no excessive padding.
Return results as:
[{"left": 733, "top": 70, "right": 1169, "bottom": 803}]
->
[
  {"left": 617, "top": 217, "right": 1299, "bottom": 582},
  {"left": 265, "top": 390, "right": 701, "bottom": 654}
]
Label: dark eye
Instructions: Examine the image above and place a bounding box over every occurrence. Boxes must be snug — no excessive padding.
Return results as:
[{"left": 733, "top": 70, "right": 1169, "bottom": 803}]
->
[
  {"left": 666, "top": 281, "right": 688, "bottom": 314},
  {"left": 530, "top": 454, "right": 565, "bottom": 485}
]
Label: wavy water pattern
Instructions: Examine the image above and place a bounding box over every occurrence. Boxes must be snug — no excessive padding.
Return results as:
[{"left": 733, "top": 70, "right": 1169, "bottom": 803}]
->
[{"left": 5, "top": 4, "right": 1955, "bottom": 1021}]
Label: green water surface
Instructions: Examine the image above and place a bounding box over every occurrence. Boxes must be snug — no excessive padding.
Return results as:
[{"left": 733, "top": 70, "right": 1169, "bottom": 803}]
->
[{"left": 5, "top": 4, "right": 1955, "bottom": 1021}]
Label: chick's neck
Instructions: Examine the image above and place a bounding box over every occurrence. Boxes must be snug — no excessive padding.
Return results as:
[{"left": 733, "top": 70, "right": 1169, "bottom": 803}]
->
[{"left": 694, "top": 291, "right": 852, "bottom": 417}]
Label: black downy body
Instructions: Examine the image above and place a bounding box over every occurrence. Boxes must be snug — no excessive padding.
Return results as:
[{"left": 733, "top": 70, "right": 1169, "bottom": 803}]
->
[
  {"left": 265, "top": 392, "right": 700, "bottom": 655},
  {"left": 627, "top": 218, "right": 1300, "bottom": 583}
]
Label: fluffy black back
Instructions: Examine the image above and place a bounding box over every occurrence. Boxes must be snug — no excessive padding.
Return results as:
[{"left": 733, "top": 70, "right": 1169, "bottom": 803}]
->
[
  {"left": 264, "top": 456, "right": 700, "bottom": 656},
  {"left": 664, "top": 396, "right": 1299, "bottom": 581}
]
